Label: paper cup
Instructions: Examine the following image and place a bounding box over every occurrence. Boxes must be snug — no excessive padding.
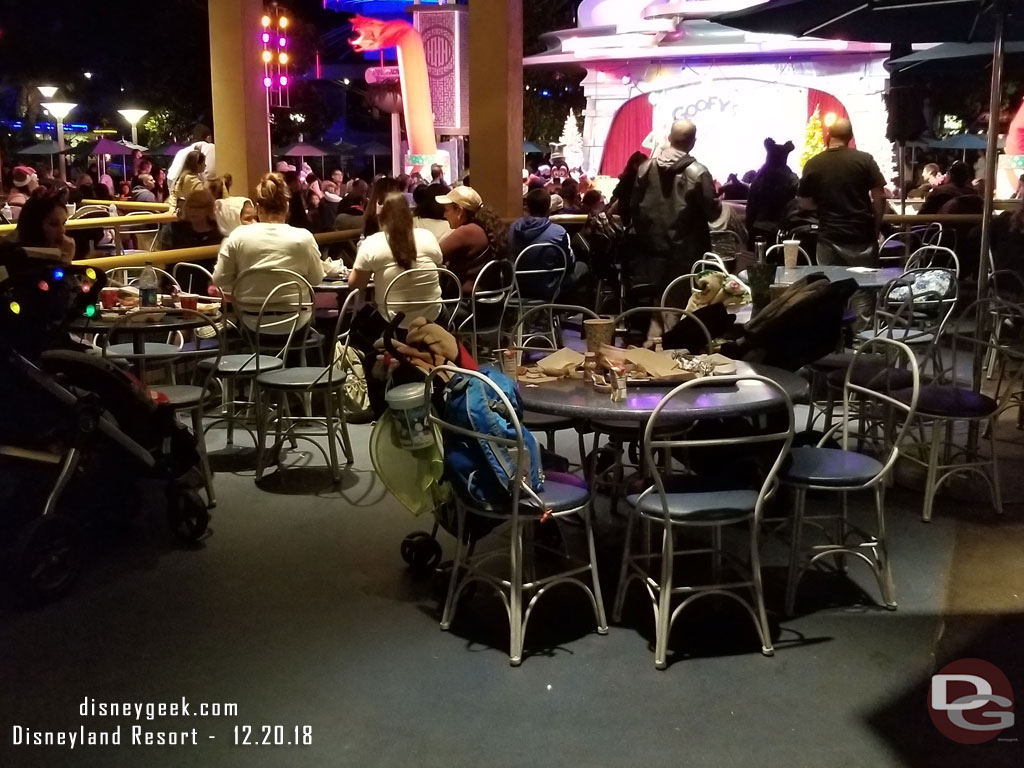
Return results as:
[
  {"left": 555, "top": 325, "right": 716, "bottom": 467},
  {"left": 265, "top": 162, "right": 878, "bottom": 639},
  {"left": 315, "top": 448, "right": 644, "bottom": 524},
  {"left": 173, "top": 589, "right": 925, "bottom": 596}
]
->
[
  {"left": 584, "top": 318, "right": 615, "bottom": 353},
  {"left": 385, "top": 382, "right": 434, "bottom": 451},
  {"left": 179, "top": 293, "right": 199, "bottom": 310},
  {"left": 100, "top": 287, "right": 119, "bottom": 309},
  {"left": 65, "top": 203, "right": 77, "bottom": 217},
  {"left": 783, "top": 239, "right": 801, "bottom": 268}
]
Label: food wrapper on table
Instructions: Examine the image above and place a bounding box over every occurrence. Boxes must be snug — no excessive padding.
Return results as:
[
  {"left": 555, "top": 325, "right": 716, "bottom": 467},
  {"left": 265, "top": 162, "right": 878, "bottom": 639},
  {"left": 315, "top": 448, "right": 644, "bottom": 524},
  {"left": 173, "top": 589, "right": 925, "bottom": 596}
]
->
[{"left": 535, "top": 347, "right": 584, "bottom": 376}]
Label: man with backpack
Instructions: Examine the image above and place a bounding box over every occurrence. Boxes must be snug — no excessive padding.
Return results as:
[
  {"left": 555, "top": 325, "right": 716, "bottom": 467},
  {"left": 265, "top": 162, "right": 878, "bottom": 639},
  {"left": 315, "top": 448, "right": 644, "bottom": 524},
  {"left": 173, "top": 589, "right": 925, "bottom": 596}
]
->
[{"left": 628, "top": 119, "right": 721, "bottom": 337}]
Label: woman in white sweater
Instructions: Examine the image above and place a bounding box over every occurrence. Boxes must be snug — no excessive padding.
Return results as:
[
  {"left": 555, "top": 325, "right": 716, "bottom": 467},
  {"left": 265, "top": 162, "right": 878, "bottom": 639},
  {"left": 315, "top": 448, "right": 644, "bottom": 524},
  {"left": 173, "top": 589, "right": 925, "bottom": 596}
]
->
[{"left": 213, "top": 172, "right": 324, "bottom": 305}]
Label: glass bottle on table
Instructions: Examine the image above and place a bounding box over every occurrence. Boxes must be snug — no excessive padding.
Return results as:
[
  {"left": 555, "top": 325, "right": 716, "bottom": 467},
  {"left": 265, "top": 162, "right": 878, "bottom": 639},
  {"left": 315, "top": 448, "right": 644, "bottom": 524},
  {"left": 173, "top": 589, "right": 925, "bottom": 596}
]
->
[{"left": 139, "top": 261, "right": 158, "bottom": 308}]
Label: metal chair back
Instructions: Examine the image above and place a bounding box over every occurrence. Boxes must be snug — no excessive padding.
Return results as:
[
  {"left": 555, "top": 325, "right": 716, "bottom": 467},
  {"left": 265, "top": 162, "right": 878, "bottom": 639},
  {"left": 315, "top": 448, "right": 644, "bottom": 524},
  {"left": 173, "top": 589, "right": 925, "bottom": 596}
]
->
[
  {"left": 172, "top": 262, "right": 224, "bottom": 300},
  {"left": 380, "top": 266, "right": 462, "bottom": 330},
  {"left": 69, "top": 205, "right": 111, "bottom": 219},
  {"left": 508, "top": 303, "right": 600, "bottom": 352},
  {"left": 943, "top": 297, "right": 1024, "bottom": 395},
  {"left": 613, "top": 306, "right": 713, "bottom": 353},
  {"left": 107, "top": 265, "right": 180, "bottom": 289},
  {"left": 231, "top": 266, "right": 316, "bottom": 371},
  {"left": 660, "top": 272, "right": 700, "bottom": 310},
  {"left": 638, "top": 375, "right": 795, "bottom": 526},
  {"left": 459, "top": 259, "right": 516, "bottom": 361},
  {"left": 905, "top": 245, "right": 960, "bottom": 277},
  {"left": 765, "top": 243, "right": 812, "bottom": 265},
  {"left": 513, "top": 242, "right": 569, "bottom": 303}
]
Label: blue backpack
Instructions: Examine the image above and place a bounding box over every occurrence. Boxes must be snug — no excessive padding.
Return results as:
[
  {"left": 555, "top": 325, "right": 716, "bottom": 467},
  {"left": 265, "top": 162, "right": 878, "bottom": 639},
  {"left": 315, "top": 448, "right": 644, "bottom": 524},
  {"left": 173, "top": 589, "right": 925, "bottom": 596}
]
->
[{"left": 441, "top": 366, "right": 544, "bottom": 508}]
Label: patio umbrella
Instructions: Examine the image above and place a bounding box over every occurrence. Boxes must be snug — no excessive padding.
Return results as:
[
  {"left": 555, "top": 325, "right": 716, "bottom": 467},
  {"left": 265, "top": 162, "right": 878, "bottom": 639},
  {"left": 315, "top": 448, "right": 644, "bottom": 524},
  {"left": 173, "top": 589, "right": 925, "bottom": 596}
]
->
[
  {"left": 281, "top": 141, "right": 330, "bottom": 176},
  {"left": 523, "top": 141, "right": 544, "bottom": 153},
  {"left": 928, "top": 133, "right": 1006, "bottom": 159},
  {"left": 360, "top": 142, "right": 390, "bottom": 175},
  {"left": 16, "top": 140, "right": 62, "bottom": 174},
  {"left": 715, "top": 0, "right": 1024, "bottom": 298},
  {"left": 75, "top": 137, "right": 149, "bottom": 180},
  {"left": 889, "top": 40, "right": 1024, "bottom": 69}
]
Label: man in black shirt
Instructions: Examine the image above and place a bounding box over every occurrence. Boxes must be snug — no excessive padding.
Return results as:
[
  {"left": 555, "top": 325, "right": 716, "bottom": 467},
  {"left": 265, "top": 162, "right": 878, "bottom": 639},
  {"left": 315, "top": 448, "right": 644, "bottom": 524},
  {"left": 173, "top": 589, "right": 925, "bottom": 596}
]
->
[{"left": 798, "top": 118, "right": 886, "bottom": 267}]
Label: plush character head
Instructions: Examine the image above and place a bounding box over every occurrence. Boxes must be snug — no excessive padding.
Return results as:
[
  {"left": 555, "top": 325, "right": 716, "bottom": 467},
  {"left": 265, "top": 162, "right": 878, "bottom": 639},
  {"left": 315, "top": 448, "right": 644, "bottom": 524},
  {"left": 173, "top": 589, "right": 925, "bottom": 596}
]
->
[{"left": 763, "top": 138, "right": 795, "bottom": 168}]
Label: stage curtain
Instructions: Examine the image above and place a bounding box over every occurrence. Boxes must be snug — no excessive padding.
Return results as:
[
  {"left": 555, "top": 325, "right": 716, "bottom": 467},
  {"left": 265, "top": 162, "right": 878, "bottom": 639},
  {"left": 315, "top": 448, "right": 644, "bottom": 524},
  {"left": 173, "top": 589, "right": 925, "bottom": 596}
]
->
[
  {"left": 808, "top": 89, "right": 854, "bottom": 148},
  {"left": 599, "top": 95, "right": 653, "bottom": 176}
]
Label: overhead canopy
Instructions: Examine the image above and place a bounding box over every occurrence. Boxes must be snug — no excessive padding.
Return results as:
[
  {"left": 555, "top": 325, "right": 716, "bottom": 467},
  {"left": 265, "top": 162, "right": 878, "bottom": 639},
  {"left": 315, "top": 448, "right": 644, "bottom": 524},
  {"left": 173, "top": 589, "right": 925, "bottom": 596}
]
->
[
  {"left": 279, "top": 142, "right": 329, "bottom": 157},
  {"left": 16, "top": 140, "right": 62, "bottom": 155},
  {"left": 889, "top": 40, "right": 1024, "bottom": 68},
  {"left": 148, "top": 143, "right": 187, "bottom": 157},
  {"left": 927, "top": 133, "right": 1005, "bottom": 150},
  {"left": 71, "top": 137, "right": 148, "bottom": 156}
]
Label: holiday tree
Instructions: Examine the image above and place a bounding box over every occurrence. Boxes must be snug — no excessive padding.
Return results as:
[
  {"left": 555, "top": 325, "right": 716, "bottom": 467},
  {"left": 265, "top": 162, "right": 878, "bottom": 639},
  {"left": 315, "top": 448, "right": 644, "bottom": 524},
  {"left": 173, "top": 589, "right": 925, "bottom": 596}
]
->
[
  {"left": 800, "top": 106, "right": 826, "bottom": 170},
  {"left": 559, "top": 109, "right": 585, "bottom": 171}
]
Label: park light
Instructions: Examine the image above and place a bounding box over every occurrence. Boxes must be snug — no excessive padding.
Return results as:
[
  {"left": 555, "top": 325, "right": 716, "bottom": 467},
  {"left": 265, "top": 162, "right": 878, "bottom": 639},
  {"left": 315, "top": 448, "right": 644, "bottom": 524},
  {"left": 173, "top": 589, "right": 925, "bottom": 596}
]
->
[
  {"left": 824, "top": 111, "right": 838, "bottom": 127},
  {"left": 263, "top": 76, "right": 272, "bottom": 88},
  {"left": 279, "top": 52, "right": 288, "bottom": 64},
  {"left": 37, "top": 85, "right": 58, "bottom": 98},
  {"left": 343, "top": 78, "right": 351, "bottom": 86},
  {"left": 279, "top": 75, "right": 288, "bottom": 86},
  {"left": 262, "top": 32, "right": 270, "bottom": 43},
  {"left": 262, "top": 14, "right": 271, "bottom": 27},
  {"left": 263, "top": 50, "right": 273, "bottom": 62},
  {"left": 279, "top": 37, "right": 287, "bottom": 47},
  {"left": 83, "top": 71, "right": 92, "bottom": 79},
  {"left": 279, "top": 16, "right": 288, "bottom": 29},
  {"left": 117, "top": 108, "right": 148, "bottom": 145}
]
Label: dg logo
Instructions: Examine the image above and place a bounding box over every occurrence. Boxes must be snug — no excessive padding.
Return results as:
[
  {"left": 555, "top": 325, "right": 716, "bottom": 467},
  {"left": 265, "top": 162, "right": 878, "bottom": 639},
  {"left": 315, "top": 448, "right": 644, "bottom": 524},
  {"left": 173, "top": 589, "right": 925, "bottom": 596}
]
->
[{"left": 929, "top": 658, "right": 1015, "bottom": 744}]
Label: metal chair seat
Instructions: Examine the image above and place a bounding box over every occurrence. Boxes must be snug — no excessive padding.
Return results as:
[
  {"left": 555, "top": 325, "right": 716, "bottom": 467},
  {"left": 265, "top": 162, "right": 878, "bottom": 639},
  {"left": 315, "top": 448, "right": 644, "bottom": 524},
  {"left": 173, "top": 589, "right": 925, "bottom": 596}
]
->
[
  {"left": 626, "top": 489, "right": 758, "bottom": 525},
  {"left": 255, "top": 366, "right": 345, "bottom": 391},
  {"left": 782, "top": 446, "right": 885, "bottom": 487},
  {"left": 107, "top": 342, "right": 181, "bottom": 359},
  {"left": 894, "top": 385, "right": 998, "bottom": 420},
  {"left": 522, "top": 411, "right": 579, "bottom": 431},
  {"left": 200, "top": 354, "right": 284, "bottom": 375},
  {"left": 456, "top": 476, "right": 591, "bottom": 516},
  {"left": 152, "top": 384, "right": 208, "bottom": 408}
]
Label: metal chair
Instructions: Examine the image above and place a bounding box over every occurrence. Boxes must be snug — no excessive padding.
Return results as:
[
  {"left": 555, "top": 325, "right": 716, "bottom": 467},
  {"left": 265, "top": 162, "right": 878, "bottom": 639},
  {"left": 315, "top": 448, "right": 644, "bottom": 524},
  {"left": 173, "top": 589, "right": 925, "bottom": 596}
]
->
[
  {"left": 613, "top": 374, "right": 795, "bottom": 669},
  {"left": 105, "top": 265, "right": 180, "bottom": 289},
  {"left": 905, "top": 245, "right": 960, "bottom": 277},
  {"left": 893, "top": 297, "right": 1024, "bottom": 522},
  {"left": 380, "top": 266, "right": 462, "bottom": 330},
  {"left": 102, "top": 308, "right": 224, "bottom": 507},
  {"left": 456, "top": 259, "right": 515, "bottom": 363},
  {"left": 199, "top": 267, "right": 314, "bottom": 448},
  {"left": 427, "top": 365, "right": 607, "bottom": 666},
  {"left": 68, "top": 204, "right": 112, "bottom": 219},
  {"left": 765, "top": 242, "right": 812, "bottom": 265},
  {"left": 512, "top": 242, "right": 570, "bottom": 348},
  {"left": 781, "top": 337, "right": 919, "bottom": 614},
  {"left": 879, "top": 223, "right": 942, "bottom": 267},
  {"left": 253, "top": 287, "right": 362, "bottom": 483},
  {"left": 121, "top": 210, "right": 161, "bottom": 252}
]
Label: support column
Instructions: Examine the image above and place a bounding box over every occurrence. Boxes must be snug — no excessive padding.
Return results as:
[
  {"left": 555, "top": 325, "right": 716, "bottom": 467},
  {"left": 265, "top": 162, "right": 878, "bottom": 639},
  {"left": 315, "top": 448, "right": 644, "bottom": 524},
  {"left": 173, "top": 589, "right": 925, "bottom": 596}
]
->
[
  {"left": 208, "top": 0, "right": 271, "bottom": 200},
  {"left": 469, "top": 0, "right": 523, "bottom": 219}
]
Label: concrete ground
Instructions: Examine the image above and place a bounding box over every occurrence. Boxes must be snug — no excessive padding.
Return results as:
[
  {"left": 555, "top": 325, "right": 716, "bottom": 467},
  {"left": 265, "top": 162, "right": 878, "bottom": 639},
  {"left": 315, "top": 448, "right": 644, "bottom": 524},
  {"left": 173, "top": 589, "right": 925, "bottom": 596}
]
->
[{"left": 1, "top": 402, "right": 1022, "bottom": 768}]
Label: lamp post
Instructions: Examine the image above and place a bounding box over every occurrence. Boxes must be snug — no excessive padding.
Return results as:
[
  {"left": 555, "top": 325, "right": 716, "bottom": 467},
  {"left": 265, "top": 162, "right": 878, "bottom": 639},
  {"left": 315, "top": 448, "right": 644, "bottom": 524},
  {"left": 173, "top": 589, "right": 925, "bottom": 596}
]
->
[
  {"left": 37, "top": 86, "right": 58, "bottom": 99},
  {"left": 42, "top": 102, "right": 76, "bottom": 181},
  {"left": 117, "top": 109, "right": 148, "bottom": 145}
]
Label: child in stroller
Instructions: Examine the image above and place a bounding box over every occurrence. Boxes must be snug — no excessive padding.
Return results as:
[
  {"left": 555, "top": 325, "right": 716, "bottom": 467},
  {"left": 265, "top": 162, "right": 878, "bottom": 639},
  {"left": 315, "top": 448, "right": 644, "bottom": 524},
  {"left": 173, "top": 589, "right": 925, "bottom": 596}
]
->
[{"left": 0, "top": 243, "right": 208, "bottom": 605}]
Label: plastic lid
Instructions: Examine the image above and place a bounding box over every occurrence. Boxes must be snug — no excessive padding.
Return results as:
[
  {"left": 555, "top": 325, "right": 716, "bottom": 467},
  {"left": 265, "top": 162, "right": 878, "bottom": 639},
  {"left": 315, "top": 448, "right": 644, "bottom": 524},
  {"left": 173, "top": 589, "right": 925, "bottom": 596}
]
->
[{"left": 385, "top": 382, "right": 425, "bottom": 410}]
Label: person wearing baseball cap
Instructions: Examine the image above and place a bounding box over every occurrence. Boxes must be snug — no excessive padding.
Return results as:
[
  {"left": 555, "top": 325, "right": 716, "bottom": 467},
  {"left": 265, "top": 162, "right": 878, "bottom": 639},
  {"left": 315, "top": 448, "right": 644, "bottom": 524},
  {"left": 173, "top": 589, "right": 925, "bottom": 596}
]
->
[{"left": 436, "top": 185, "right": 507, "bottom": 293}]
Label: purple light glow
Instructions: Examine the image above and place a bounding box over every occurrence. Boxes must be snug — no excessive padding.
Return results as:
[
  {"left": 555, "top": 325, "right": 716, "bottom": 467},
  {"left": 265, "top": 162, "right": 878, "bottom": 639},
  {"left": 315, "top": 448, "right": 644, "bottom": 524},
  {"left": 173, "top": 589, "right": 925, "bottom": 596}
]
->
[
  {"left": 262, "top": 32, "right": 270, "bottom": 43},
  {"left": 263, "top": 76, "right": 272, "bottom": 87},
  {"left": 279, "top": 75, "right": 288, "bottom": 86},
  {"left": 279, "top": 37, "right": 287, "bottom": 47}
]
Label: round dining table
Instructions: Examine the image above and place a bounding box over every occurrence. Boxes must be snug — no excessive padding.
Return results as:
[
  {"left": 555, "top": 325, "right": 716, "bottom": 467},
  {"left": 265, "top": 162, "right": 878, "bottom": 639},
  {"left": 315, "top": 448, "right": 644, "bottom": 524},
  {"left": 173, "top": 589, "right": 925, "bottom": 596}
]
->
[
  {"left": 739, "top": 265, "right": 904, "bottom": 290},
  {"left": 518, "top": 361, "right": 808, "bottom": 426}
]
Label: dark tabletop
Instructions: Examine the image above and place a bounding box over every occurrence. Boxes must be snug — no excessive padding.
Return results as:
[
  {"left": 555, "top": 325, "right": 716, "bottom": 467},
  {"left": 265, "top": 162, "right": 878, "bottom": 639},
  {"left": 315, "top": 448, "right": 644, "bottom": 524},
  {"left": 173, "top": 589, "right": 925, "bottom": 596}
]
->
[
  {"left": 70, "top": 311, "right": 215, "bottom": 336},
  {"left": 740, "top": 265, "right": 904, "bottom": 290},
  {"left": 519, "top": 362, "right": 808, "bottom": 424}
]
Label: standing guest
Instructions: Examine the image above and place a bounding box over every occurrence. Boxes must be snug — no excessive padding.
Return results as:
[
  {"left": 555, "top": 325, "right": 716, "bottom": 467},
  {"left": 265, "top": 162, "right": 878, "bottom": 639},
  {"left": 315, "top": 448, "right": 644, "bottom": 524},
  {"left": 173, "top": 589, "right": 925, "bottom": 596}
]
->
[
  {"left": 206, "top": 174, "right": 232, "bottom": 200},
  {"left": 508, "top": 187, "right": 572, "bottom": 300},
  {"left": 98, "top": 174, "right": 115, "bottom": 197},
  {"left": 167, "top": 124, "right": 215, "bottom": 186},
  {"left": 167, "top": 150, "right": 206, "bottom": 216},
  {"left": 412, "top": 183, "right": 452, "bottom": 244},
  {"left": 153, "top": 167, "right": 170, "bottom": 203},
  {"left": 910, "top": 162, "right": 942, "bottom": 199},
  {"left": 212, "top": 172, "right": 324, "bottom": 300},
  {"left": 607, "top": 151, "right": 648, "bottom": 227},
  {"left": 154, "top": 190, "right": 224, "bottom": 252},
  {"left": 630, "top": 119, "right": 721, "bottom": 293},
  {"left": 332, "top": 193, "right": 367, "bottom": 264},
  {"left": 430, "top": 163, "right": 446, "bottom": 187},
  {"left": 436, "top": 185, "right": 507, "bottom": 293},
  {"left": 746, "top": 137, "right": 798, "bottom": 248},
  {"left": 798, "top": 117, "right": 885, "bottom": 267},
  {"left": 6, "top": 193, "right": 76, "bottom": 262},
  {"left": 330, "top": 168, "right": 345, "bottom": 188},
  {"left": 131, "top": 174, "right": 157, "bottom": 203},
  {"left": 917, "top": 160, "right": 978, "bottom": 215},
  {"left": 215, "top": 196, "right": 257, "bottom": 236}
]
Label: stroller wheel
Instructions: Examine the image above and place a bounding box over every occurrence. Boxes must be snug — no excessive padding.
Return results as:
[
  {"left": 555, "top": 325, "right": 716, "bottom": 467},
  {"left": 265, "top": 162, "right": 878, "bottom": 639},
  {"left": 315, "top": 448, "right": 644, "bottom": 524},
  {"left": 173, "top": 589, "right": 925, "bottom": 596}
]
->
[
  {"left": 168, "top": 489, "right": 210, "bottom": 543},
  {"left": 401, "top": 531, "right": 442, "bottom": 573},
  {"left": 10, "top": 515, "right": 83, "bottom": 606}
]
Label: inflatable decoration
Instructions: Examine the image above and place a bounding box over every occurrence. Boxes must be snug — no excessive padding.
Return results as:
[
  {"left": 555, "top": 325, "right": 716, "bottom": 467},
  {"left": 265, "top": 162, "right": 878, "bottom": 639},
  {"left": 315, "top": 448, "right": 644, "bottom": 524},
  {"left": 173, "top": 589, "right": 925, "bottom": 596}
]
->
[{"left": 350, "top": 15, "right": 449, "bottom": 177}]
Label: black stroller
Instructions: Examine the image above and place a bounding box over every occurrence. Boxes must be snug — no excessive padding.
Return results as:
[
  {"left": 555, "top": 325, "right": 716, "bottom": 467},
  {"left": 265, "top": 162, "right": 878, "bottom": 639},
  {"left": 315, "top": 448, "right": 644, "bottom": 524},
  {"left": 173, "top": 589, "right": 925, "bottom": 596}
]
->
[{"left": 0, "top": 245, "right": 208, "bottom": 605}]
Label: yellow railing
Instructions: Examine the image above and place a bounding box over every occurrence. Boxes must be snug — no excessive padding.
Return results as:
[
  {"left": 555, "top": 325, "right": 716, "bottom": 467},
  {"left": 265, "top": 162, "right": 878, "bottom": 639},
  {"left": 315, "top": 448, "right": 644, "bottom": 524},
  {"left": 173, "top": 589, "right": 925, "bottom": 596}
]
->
[
  {"left": 1, "top": 213, "right": 179, "bottom": 257},
  {"left": 80, "top": 199, "right": 172, "bottom": 213},
  {"left": 73, "top": 228, "right": 362, "bottom": 269}
]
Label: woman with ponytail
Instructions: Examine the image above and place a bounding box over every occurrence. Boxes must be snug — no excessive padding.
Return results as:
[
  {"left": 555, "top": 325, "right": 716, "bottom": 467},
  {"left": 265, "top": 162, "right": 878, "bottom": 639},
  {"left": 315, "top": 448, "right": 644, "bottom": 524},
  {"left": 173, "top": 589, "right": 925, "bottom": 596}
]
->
[{"left": 348, "top": 191, "right": 442, "bottom": 325}]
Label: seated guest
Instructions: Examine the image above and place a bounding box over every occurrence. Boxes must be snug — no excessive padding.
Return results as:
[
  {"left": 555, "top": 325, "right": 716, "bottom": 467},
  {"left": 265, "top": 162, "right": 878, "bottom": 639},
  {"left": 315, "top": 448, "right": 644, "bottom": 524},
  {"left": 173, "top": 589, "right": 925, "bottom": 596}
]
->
[
  {"left": 918, "top": 160, "right": 978, "bottom": 215},
  {"left": 131, "top": 173, "right": 157, "bottom": 203},
  {"left": 153, "top": 190, "right": 224, "bottom": 252},
  {"left": 213, "top": 172, "right": 324, "bottom": 303},
  {"left": 363, "top": 177, "right": 405, "bottom": 237},
  {"left": 206, "top": 174, "right": 232, "bottom": 200},
  {"left": 991, "top": 206, "right": 1024, "bottom": 274},
  {"left": 283, "top": 170, "right": 312, "bottom": 230},
  {"left": 215, "top": 196, "right": 257, "bottom": 236},
  {"left": 6, "top": 166, "right": 39, "bottom": 218},
  {"left": 559, "top": 178, "right": 582, "bottom": 213},
  {"left": 348, "top": 192, "right": 443, "bottom": 415},
  {"left": 412, "top": 183, "right": 452, "bottom": 244},
  {"left": 313, "top": 181, "right": 342, "bottom": 233},
  {"left": 6, "top": 193, "right": 75, "bottom": 262},
  {"left": 508, "top": 187, "right": 571, "bottom": 300},
  {"left": 910, "top": 162, "right": 942, "bottom": 198},
  {"left": 332, "top": 193, "right": 367, "bottom": 265},
  {"left": 719, "top": 173, "right": 749, "bottom": 201},
  {"left": 437, "top": 186, "right": 507, "bottom": 294}
]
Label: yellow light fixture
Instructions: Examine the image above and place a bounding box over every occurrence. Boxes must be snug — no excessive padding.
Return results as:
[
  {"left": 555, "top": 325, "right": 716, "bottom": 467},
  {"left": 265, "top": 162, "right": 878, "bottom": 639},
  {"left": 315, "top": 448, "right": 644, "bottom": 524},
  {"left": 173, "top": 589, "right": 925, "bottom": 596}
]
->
[
  {"left": 824, "top": 112, "right": 838, "bottom": 127},
  {"left": 279, "top": 52, "right": 288, "bottom": 64},
  {"left": 261, "top": 15, "right": 271, "bottom": 27},
  {"left": 262, "top": 50, "right": 273, "bottom": 62},
  {"left": 279, "top": 16, "right": 288, "bottom": 29}
]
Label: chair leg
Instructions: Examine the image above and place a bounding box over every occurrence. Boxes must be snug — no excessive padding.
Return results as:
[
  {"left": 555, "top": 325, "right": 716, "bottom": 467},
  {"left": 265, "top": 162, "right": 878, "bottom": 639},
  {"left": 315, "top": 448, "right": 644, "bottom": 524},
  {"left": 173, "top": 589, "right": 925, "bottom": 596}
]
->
[
  {"left": 874, "top": 483, "right": 897, "bottom": 610},
  {"left": 711, "top": 525, "right": 723, "bottom": 583},
  {"left": 582, "top": 504, "right": 608, "bottom": 633},
  {"left": 577, "top": 429, "right": 588, "bottom": 473},
  {"left": 190, "top": 406, "right": 215, "bottom": 508},
  {"left": 785, "top": 487, "right": 807, "bottom": 617},
  {"left": 440, "top": 507, "right": 466, "bottom": 631},
  {"left": 988, "top": 417, "right": 1003, "bottom": 514},
  {"left": 509, "top": 519, "right": 525, "bottom": 666},
  {"left": 225, "top": 378, "right": 236, "bottom": 446},
  {"left": 653, "top": 525, "right": 674, "bottom": 670},
  {"left": 921, "top": 418, "right": 944, "bottom": 522},
  {"left": 324, "top": 389, "right": 340, "bottom": 484},
  {"left": 254, "top": 386, "right": 268, "bottom": 478},
  {"left": 836, "top": 492, "right": 848, "bottom": 574},
  {"left": 611, "top": 507, "right": 637, "bottom": 623},
  {"left": 749, "top": 518, "right": 774, "bottom": 656},
  {"left": 339, "top": 391, "right": 355, "bottom": 465}
]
